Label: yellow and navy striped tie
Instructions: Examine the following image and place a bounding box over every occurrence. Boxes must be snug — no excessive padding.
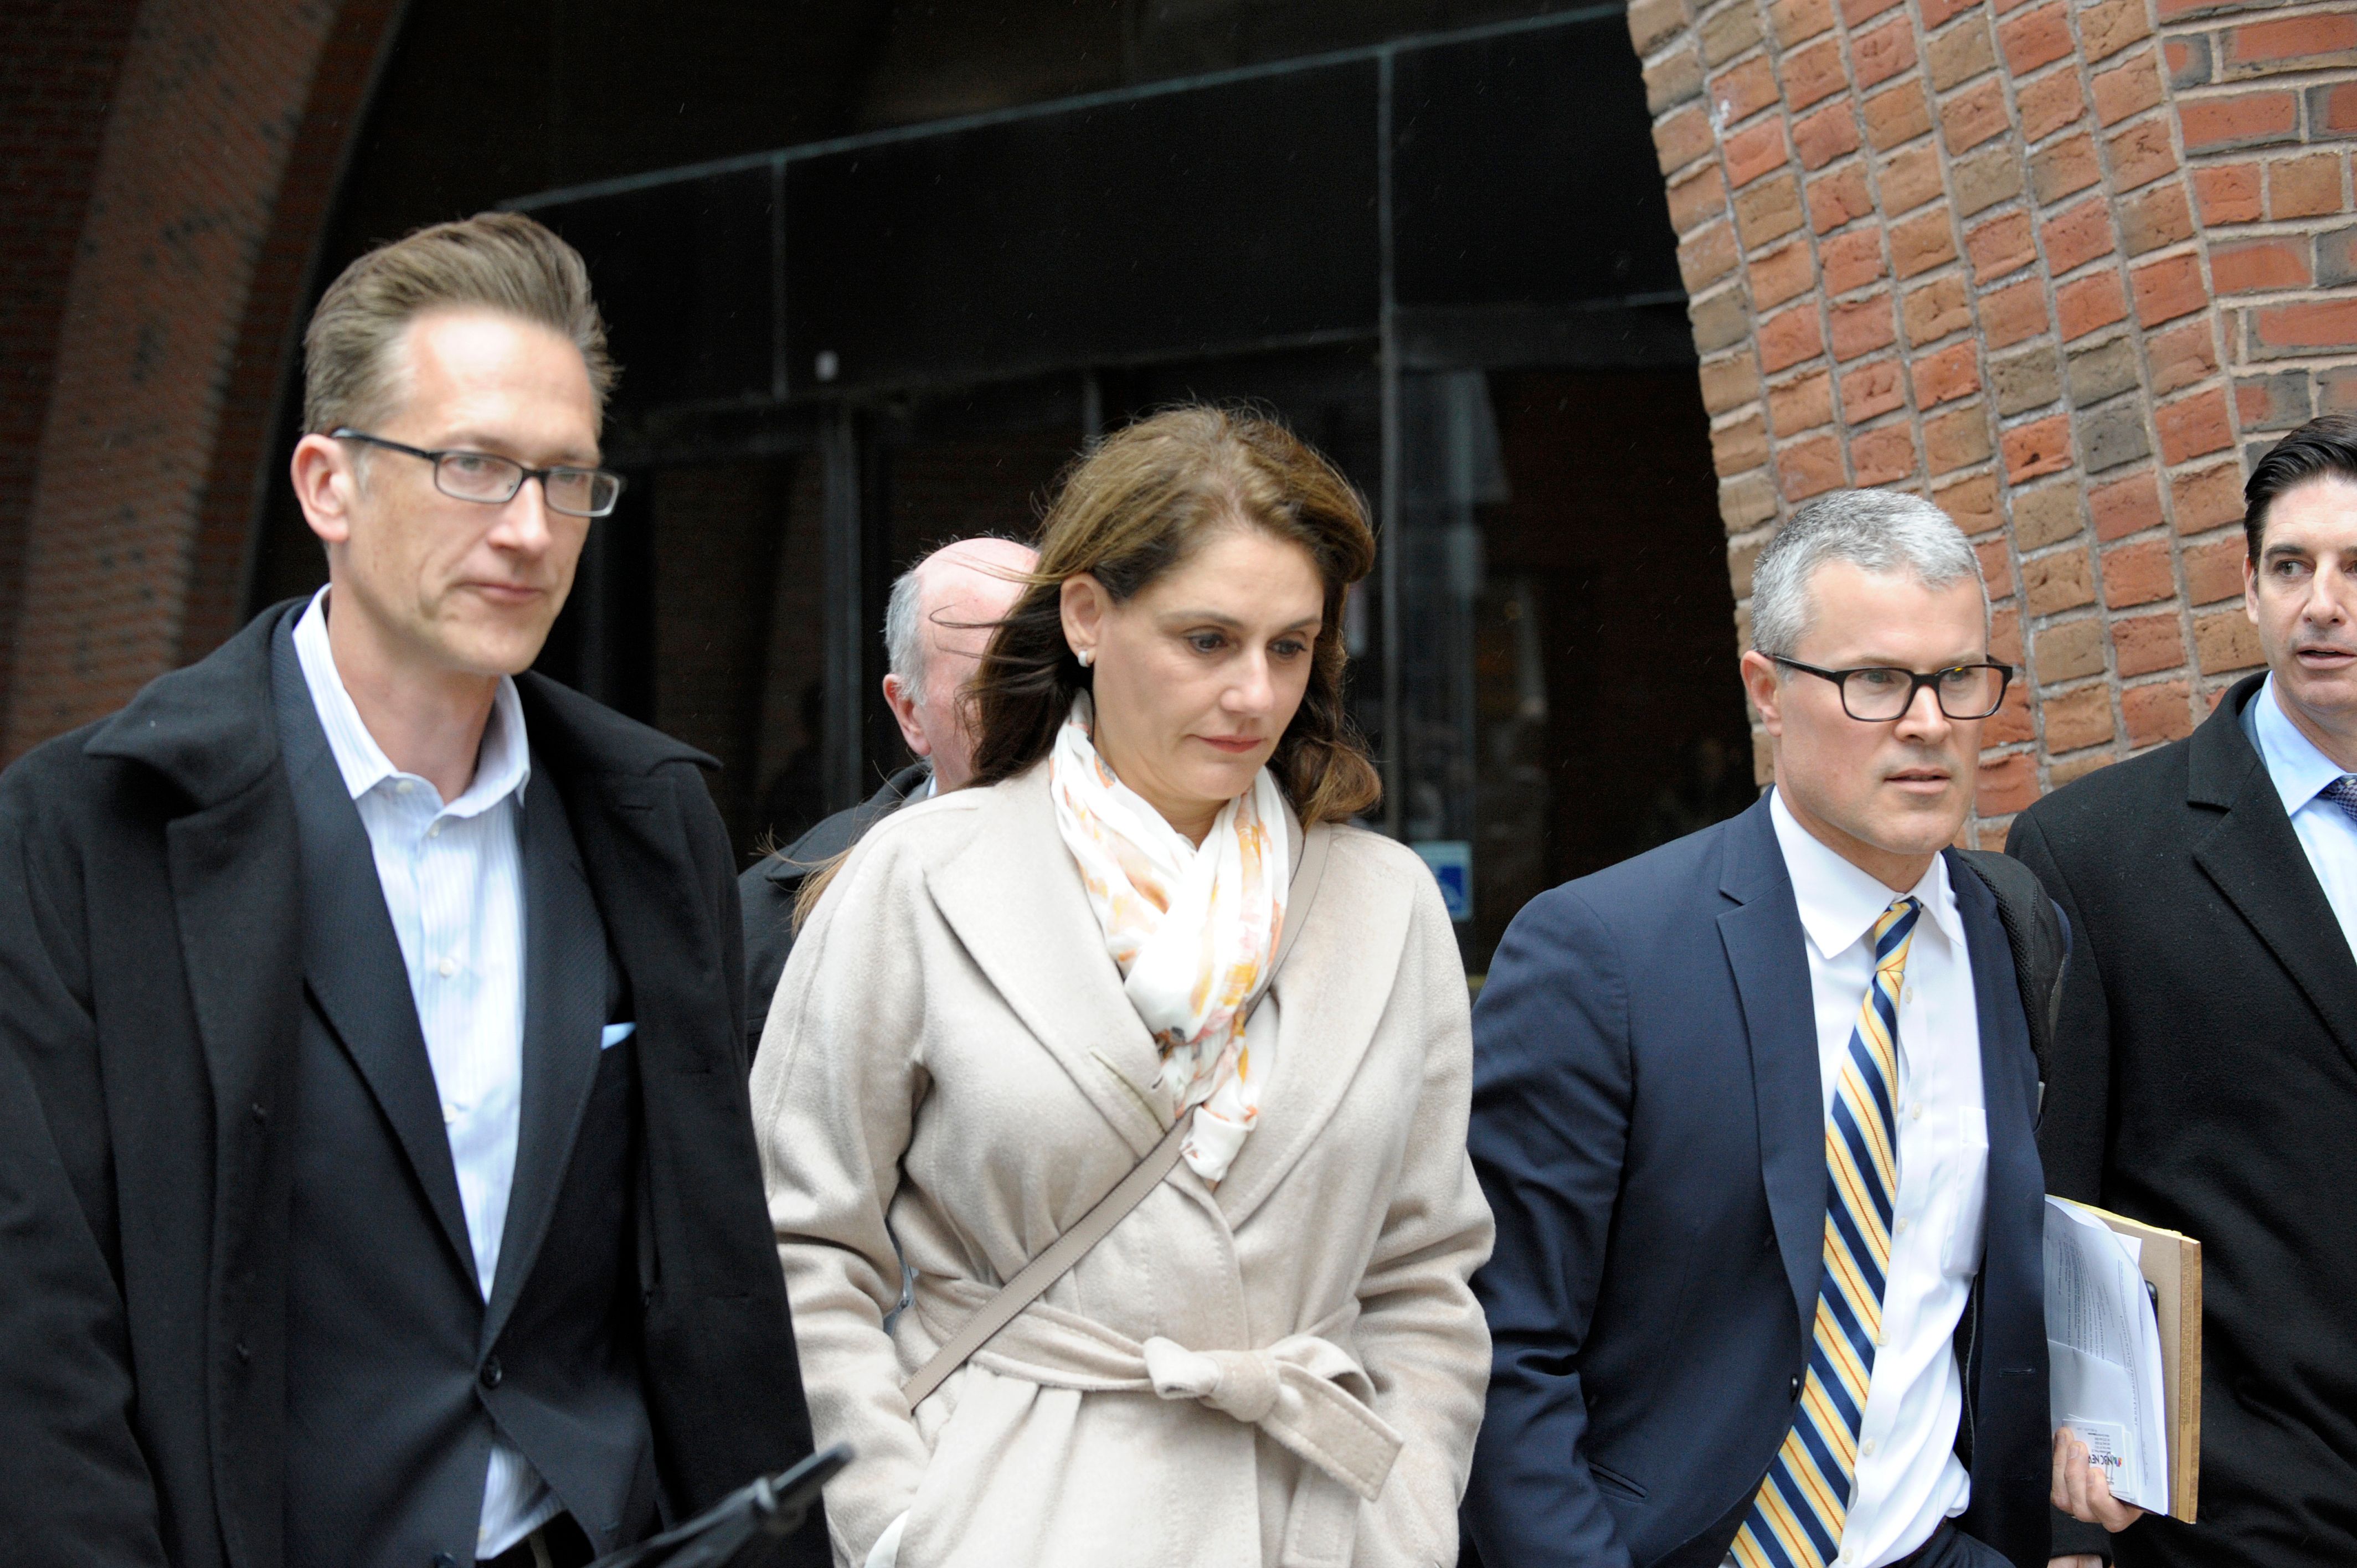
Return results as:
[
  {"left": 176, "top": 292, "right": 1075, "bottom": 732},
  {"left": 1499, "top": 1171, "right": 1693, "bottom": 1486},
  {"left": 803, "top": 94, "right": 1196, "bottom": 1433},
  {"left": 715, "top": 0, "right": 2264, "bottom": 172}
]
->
[{"left": 1732, "top": 895, "right": 1922, "bottom": 1568}]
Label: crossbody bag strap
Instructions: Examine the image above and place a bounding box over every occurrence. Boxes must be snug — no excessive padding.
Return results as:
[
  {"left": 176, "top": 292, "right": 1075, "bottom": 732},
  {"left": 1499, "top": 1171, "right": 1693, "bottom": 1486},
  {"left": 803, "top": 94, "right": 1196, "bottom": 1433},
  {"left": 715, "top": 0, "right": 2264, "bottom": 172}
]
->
[{"left": 899, "top": 820, "right": 1336, "bottom": 1410}]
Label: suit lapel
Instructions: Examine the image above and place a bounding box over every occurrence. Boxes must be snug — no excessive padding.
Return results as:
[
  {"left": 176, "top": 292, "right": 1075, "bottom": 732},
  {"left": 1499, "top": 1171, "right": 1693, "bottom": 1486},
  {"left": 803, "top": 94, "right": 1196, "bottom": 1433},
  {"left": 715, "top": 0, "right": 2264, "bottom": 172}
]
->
[
  {"left": 1716, "top": 797, "right": 1824, "bottom": 1344},
  {"left": 2193, "top": 756, "right": 2357, "bottom": 1069},
  {"left": 165, "top": 768, "right": 302, "bottom": 1568},
  {"left": 1953, "top": 862, "right": 2042, "bottom": 1157},
  {"left": 483, "top": 767, "right": 609, "bottom": 1343},
  {"left": 272, "top": 635, "right": 480, "bottom": 1288},
  {"left": 1213, "top": 823, "right": 1409, "bottom": 1226},
  {"left": 1952, "top": 860, "right": 2046, "bottom": 1449},
  {"left": 925, "top": 765, "right": 1181, "bottom": 1157}
]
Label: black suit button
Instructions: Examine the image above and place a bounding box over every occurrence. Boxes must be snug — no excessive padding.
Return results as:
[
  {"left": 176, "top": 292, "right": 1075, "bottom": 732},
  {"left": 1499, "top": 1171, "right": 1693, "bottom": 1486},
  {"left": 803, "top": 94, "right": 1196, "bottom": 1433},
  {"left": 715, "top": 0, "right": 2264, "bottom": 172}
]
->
[
  {"left": 433, "top": 1554, "right": 457, "bottom": 1568},
  {"left": 251, "top": 1102, "right": 268, "bottom": 1124},
  {"left": 1789, "top": 1374, "right": 1803, "bottom": 1400},
  {"left": 480, "top": 1356, "right": 503, "bottom": 1389},
  {"left": 235, "top": 1342, "right": 251, "bottom": 1365}
]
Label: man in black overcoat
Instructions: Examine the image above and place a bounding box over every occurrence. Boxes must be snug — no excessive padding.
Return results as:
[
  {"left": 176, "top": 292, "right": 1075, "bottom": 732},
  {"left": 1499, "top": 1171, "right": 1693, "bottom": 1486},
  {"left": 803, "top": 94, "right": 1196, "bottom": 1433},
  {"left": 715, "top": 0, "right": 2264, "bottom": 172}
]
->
[
  {"left": 0, "top": 214, "right": 822, "bottom": 1568},
  {"left": 2010, "top": 414, "right": 2357, "bottom": 1568},
  {"left": 740, "top": 537, "right": 1032, "bottom": 1055}
]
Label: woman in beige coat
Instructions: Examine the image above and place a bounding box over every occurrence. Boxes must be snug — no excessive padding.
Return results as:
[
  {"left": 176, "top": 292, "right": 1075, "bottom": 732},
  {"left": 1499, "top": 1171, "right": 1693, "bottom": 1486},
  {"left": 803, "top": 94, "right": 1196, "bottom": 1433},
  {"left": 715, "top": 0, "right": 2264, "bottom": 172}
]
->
[{"left": 752, "top": 407, "right": 1494, "bottom": 1568}]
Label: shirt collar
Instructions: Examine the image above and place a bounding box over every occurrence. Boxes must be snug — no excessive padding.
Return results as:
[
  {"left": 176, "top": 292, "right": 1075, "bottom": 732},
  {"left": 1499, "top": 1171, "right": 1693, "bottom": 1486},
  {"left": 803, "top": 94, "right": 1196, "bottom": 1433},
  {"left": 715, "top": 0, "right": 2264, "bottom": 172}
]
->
[
  {"left": 2247, "top": 673, "right": 2349, "bottom": 818},
  {"left": 1768, "top": 786, "right": 1963, "bottom": 960},
  {"left": 291, "top": 587, "right": 531, "bottom": 815}
]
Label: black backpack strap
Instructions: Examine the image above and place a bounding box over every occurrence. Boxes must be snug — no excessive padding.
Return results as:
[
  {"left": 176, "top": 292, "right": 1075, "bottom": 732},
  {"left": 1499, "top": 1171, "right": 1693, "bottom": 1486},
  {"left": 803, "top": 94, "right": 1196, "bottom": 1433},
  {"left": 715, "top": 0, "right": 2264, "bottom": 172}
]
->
[{"left": 1953, "top": 847, "right": 2067, "bottom": 1099}]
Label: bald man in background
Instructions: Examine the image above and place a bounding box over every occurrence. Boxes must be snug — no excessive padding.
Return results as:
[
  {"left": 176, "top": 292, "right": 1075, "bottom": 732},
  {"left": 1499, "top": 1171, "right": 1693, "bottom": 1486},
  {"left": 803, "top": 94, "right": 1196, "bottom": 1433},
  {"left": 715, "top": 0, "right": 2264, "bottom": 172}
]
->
[{"left": 739, "top": 536, "right": 1036, "bottom": 1058}]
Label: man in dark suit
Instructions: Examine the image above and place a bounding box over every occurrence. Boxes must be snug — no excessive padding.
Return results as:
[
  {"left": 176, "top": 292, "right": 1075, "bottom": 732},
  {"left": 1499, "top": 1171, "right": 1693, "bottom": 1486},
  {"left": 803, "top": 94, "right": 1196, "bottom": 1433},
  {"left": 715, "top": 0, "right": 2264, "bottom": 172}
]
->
[
  {"left": 0, "top": 214, "right": 822, "bottom": 1567},
  {"left": 2009, "top": 414, "right": 2357, "bottom": 1568},
  {"left": 1465, "top": 489, "right": 2071, "bottom": 1568},
  {"left": 740, "top": 536, "right": 1032, "bottom": 1052}
]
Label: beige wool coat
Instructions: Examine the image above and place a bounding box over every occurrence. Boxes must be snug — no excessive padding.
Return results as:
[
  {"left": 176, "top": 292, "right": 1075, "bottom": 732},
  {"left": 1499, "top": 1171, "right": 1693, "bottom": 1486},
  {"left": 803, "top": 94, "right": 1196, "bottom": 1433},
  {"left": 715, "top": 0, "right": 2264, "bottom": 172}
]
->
[{"left": 750, "top": 761, "right": 1494, "bottom": 1568}]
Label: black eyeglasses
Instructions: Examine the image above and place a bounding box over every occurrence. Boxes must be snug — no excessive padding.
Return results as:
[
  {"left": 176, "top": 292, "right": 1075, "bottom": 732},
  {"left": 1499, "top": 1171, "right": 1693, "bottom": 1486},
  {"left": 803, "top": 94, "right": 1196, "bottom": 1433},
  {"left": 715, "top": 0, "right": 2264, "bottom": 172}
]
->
[
  {"left": 331, "top": 429, "right": 625, "bottom": 518},
  {"left": 1774, "top": 657, "right": 2015, "bottom": 721}
]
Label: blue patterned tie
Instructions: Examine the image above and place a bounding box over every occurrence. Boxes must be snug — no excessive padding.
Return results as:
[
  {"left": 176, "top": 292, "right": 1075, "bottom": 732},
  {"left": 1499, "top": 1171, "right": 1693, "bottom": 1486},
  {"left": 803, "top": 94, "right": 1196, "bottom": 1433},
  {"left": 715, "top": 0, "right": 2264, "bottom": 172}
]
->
[
  {"left": 1732, "top": 896, "right": 1922, "bottom": 1568},
  {"left": 2320, "top": 776, "right": 2357, "bottom": 831}
]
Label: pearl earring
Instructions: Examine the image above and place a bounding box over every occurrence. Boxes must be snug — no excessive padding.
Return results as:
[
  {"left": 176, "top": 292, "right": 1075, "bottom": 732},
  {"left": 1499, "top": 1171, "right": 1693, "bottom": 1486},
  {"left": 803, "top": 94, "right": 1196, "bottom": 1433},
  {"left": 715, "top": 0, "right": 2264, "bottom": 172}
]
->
[{"left": 1077, "top": 648, "right": 1095, "bottom": 668}]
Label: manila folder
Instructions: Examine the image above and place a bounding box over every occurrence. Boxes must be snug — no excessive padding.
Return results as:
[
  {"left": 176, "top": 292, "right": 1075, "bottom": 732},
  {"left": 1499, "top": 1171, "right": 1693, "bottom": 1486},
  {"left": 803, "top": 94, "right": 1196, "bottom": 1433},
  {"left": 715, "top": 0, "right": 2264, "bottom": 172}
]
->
[{"left": 2049, "top": 1196, "right": 2202, "bottom": 1523}]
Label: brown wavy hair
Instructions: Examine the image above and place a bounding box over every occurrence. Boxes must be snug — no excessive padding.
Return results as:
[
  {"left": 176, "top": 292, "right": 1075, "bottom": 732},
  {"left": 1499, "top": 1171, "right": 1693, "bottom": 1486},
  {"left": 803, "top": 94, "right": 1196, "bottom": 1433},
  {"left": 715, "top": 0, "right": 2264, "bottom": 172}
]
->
[
  {"left": 794, "top": 405, "right": 1381, "bottom": 930},
  {"left": 965, "top": 404, "right": 1381, "bottom": 823}
]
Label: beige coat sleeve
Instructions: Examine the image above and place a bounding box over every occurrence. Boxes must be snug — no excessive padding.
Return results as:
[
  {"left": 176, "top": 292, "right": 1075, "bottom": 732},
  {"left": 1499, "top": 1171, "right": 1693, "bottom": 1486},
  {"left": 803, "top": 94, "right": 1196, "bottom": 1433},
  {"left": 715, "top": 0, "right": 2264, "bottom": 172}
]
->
[
  {"left": 1351, "top": 870, "right": 1497, "bottom": 1567},
  {"left": 749, "top": 825, "right": 933, "bottom": 1566}
]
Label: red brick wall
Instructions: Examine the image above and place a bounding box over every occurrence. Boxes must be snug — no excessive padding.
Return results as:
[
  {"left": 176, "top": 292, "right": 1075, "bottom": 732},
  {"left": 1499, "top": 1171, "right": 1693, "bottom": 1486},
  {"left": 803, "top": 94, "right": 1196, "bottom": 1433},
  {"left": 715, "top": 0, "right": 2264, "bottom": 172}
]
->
[
  {"left": 0, "top": 0, "right": 142, "bottom": 747},
  {"left": 1634, "top": 0, "right": 2357, "bottom": 842},
  {"left": 0, "top": 0, "right": 378, "bottom": 760},
  {"left": 178, "top": 0, "right": 404, "bottom": 667}
]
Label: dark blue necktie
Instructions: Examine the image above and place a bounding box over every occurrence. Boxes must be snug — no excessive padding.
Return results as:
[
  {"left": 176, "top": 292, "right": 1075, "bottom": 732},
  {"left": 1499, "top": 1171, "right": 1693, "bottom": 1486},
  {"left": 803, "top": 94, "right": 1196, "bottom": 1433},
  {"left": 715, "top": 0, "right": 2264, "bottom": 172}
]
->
[{"left": 2321, "top": 776, "right": 2357, "bottom": 831}]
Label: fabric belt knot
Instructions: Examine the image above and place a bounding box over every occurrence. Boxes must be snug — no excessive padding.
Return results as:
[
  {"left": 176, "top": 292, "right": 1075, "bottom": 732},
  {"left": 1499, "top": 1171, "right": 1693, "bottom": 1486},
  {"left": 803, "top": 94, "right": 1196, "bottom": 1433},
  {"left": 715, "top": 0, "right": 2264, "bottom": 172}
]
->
[
  {"left": 908, "top": 1273, "right": 1401, "bottom": 1503},
  {"left": 1139, "top": 1333, "right": 1401, "bottom": 1501},
  {"left": 1144, "top": 1337, "right": 1282, "bottom": 1422}
]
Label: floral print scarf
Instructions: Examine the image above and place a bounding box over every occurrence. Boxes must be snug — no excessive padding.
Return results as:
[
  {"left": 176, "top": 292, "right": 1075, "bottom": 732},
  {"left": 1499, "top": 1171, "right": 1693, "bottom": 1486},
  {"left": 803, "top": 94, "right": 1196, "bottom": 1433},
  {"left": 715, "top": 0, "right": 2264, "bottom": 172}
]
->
[{"left": 1049, "top": 694, "right": 1289, "bottom": 1185}]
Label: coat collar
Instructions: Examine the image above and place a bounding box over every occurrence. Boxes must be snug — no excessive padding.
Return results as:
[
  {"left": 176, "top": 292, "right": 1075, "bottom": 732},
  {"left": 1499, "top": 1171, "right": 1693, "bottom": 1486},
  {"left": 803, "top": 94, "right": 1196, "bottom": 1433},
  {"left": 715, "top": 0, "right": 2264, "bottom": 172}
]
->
[
  {"left": 921, "top": 763, "right": 1405, "bottom": 1213},
  {"left": 1207, "top": 818, "right": 1407, "bottom": 1226},
  {"left": 2187, "top": 671, "right": 2269, "bottom": 809},
  {"left": 1713, "top": 794, "right": 1825, "bottom": 1340},
  {"left": 81, "top": 597, "right": 713, "bottom": 806},
  {"left": 925, "top": 763, "right": 1177, "bottom": 1157},
  {"left": 2185, "top": 671, "right": 2357, "bottom": 1064},
  {"left": 84, "top": 597, "right": 291, "bottom": 806}
]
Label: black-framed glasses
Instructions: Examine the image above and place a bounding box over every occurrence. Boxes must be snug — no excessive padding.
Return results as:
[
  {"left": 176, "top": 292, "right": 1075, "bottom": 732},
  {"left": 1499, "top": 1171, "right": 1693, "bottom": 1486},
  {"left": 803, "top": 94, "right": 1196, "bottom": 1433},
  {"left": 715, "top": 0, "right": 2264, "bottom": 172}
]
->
[
  {"left": 1774, "top": 656, "right": 2015, "bottom": 721},
  {"left": 331, "top": 429, "right": 625, "bottom": 518}
]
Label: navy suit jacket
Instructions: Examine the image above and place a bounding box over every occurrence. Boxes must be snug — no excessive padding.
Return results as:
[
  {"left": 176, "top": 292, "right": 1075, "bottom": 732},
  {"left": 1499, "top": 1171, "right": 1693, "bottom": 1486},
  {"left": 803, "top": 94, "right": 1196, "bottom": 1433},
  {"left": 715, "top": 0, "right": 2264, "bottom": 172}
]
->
[{"left": 1461, "top": 795, "right": 2051, "bottom": 1568}]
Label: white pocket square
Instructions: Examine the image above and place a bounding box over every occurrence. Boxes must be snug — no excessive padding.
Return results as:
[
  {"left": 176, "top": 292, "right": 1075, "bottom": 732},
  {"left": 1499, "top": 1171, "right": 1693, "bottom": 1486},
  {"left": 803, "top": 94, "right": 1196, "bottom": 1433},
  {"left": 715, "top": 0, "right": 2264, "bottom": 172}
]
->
[{"left": 600, "top": 1022, "right": 636, "bottom": 1050}]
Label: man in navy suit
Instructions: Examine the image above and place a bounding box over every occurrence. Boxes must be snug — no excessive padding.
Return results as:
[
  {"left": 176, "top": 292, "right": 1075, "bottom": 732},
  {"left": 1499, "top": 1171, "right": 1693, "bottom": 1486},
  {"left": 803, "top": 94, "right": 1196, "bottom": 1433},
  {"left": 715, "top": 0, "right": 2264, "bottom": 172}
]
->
[{"left": 1464, "top": 489, "right": 2082, "bottom": 1568}]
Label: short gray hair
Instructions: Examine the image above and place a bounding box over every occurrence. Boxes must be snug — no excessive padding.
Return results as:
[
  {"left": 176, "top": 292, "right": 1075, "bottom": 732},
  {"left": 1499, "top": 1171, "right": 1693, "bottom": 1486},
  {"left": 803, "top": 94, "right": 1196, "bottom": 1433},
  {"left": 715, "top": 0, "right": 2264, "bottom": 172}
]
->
[
  {"left": 883, "top": 564, "right": 928, "bottom": 703},
  {"left": 1749, "top": 488, "right": 1984, "bottom": 660}
]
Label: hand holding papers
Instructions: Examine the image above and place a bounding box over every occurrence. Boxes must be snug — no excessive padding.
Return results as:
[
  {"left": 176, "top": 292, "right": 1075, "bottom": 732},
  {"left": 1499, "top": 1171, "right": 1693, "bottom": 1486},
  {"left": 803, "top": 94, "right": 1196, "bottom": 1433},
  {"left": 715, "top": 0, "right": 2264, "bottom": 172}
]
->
[
  {"left": 2043, "top": 1195, "right": 2203, "bottom": 1524},
  {"left": 2052, "top": 1423, "right": 2145, "bottom": 1533},
  {"left": 2045, "top": 1196, "right": 2170, "bottom": 1515}
]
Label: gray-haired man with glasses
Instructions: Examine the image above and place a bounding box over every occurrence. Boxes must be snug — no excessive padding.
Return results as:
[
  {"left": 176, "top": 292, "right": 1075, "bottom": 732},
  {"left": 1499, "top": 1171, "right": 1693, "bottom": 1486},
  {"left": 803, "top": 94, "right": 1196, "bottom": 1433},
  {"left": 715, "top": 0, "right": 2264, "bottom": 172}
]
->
[
  {"left": 1467, "top": 489, "right": 2090, "bottom": 1568},
  {"left": 0, "top": 213, "right": 824, "bottom": 1568},
  {"left": 1768, "top": 657, "right": 2013, "bottom": 725}
]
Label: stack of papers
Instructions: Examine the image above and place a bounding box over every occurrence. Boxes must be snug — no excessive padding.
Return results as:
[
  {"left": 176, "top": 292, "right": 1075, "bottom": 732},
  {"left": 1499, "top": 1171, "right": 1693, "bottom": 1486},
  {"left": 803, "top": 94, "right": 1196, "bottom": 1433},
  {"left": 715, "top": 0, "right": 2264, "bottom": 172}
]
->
[{"left": 2044, "top": 1195, "right": 2170, "bottom": 1515}]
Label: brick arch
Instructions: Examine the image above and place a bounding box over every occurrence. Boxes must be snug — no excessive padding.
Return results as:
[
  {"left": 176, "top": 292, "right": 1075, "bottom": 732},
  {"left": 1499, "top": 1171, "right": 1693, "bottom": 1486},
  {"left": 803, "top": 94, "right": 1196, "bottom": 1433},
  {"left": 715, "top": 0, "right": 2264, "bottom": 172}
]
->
[
  {"left": 2, "top": 0, "right": 405, "bottom": 761},
  {"left": 1630, "top": 0, "right": 2357, "bottom": 843}
]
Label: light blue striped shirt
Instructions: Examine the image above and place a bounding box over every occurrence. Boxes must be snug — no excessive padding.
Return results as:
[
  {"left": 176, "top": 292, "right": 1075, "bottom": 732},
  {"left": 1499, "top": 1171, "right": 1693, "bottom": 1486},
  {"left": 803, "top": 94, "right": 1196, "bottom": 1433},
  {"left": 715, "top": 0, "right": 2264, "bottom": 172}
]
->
[{"left": 292, "top": 589, "right": 558, "bottom": 1557}]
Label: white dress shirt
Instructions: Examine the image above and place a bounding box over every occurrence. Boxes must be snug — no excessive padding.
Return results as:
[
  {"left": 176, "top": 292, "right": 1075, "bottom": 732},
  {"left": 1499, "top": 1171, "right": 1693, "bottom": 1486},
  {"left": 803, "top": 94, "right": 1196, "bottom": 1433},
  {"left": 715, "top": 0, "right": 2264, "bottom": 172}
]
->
[
  {"left": 1769, "top": 790, "right": 1989, "bottom": 1568},
  {"left": 2244, "top": 674, "right": 2357, "bottom": 958},
  {"left": 294, "top": 590, "right": 559, "bottom": 1557}
]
